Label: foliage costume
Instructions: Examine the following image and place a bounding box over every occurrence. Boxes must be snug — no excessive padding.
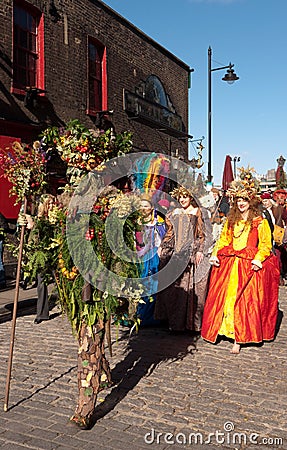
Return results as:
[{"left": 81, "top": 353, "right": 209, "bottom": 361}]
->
[
  {"left": 1, "top": 121, "right": 142, "bottom": 429},
  {"left": 56, "top": 188, "right": 141, "bottom": 429}
]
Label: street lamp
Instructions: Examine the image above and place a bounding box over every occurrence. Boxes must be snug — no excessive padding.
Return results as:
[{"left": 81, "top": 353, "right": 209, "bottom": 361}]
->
[
  {"left": 231, "top": 156, "right": 241, "bottom": 179},
  {"left": 207, "top": 46, "right": 239, "bottom": 183}
]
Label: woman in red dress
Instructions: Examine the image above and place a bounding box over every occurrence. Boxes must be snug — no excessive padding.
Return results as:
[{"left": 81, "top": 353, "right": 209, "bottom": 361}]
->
[{"left": 201, "top": 176, "right": 280, "bottom": 354}]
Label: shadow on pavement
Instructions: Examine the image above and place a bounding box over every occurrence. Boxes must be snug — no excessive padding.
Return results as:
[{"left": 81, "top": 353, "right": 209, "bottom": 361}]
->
[
  {"left": 275, "top": 307, "right": 284, "bottom": 338},
  {"left": 0, "top": 293, "right": 59, "bottom": 324},
  {"left": 90, "top": 327, "right": 200, "bottom": 427},
  {"left": 8, "top": 365, "right": 77, "bottom": 411},
  {"left": 0, "top": 298, "right": 37, "bottom": 323}
]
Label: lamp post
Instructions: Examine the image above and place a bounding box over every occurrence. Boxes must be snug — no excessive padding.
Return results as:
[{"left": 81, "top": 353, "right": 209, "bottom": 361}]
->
[
  {"left": 231, "top": 156, "right": 241, "bottom": 179},
  {"left": 207, "top": 46, "right": 239, "bottom": 183}
]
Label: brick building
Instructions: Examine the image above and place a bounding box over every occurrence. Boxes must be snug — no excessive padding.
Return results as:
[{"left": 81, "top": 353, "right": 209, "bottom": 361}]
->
[{"left": 0, "top": 0, "right": 192, "bottom": 219}]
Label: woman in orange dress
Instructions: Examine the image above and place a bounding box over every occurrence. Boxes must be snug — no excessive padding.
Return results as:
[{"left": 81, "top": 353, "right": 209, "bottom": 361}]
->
[{"left": 201, "top": 178, "right": 280, "bottom": 354}]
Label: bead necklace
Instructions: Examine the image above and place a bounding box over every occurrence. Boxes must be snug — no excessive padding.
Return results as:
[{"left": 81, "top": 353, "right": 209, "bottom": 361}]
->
[
  {"left": 141, "top": 215, "right": 153, "bottom": 224},
  {"left": 233, "top": 222, "right": 248, "bottom": 239}
]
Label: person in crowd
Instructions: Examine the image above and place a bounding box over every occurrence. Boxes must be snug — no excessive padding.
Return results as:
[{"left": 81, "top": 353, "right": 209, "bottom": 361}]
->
[
  {"left": 273, "top": 189, "right": 287, "bottom": 208},
  {"left": 260, "top": 192, "right": 275, "bottom": 238},
  {"left": 154, "top": 186, "right": 213, "bottom": 334},
  {"left": 135, "top": 194, "right": 166, "bottom": 326},
  {"left": 18, "top": 194, "right": 57, "bottom": 323},
  {"left": 156, "top": 198, "right": 170, "bottom": 220},
  {"left": 260, "top": 191, "right": 287, "bottom": 284},
  {"left": 201, "top": 179, "right": 280, "bottom": 354},
  {"left": 211, "top": 188, "right": 230, "bottom": 216},
  {"left": 210, "top": 188, "right": 230, "bottom": 242}
]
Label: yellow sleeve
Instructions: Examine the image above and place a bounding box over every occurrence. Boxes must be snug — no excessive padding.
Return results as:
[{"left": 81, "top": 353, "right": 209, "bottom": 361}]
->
[
  {"left": 211, "top": 220, "right": 232, "bottom": 257},
  {"left": 253, "top": 218, "right": 272, "bottom": 262}
]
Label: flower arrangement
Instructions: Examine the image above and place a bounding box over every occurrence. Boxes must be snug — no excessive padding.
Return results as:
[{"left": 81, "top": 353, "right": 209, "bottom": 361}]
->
[
  {"left": 19, "top": 204, "right": 65, "bottom": 285},
  {"left": 0, "top": 140, "right": 47, "bottom": 202},
  {"left": 227, "top": 166, "right": 260, "bottom": 202},
  {"left": 109, "top": 192, "right": 142, "bottom": 218},
  {"left": 40, "top": 119, "right": 133, "bottom": 186}
]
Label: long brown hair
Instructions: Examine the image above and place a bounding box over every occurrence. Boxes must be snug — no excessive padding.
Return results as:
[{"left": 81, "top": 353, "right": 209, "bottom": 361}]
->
[{"left": 227, "top": 196, "right": 262, "bottom": 230}]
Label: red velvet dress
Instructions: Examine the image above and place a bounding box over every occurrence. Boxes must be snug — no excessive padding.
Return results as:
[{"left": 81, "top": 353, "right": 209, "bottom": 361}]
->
[{"left": 201, "top": 217, "right": 280, "bottom": 344}]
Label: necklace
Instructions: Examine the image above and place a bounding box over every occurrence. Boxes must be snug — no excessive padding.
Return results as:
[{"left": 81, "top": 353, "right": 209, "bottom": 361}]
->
[
  {"left": 233, "top": 222, "right": 248, "bottom": 239},
  {"left": 142, "top": 215, "right": 152, "bottom": 224}
]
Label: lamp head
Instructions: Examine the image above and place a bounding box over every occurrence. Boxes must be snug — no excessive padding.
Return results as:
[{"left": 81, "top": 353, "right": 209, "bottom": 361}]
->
[{"left": 222, "top": 64, "right": 239, "bottom": 84}]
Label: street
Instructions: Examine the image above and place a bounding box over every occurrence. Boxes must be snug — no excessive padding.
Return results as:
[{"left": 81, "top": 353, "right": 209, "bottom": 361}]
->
[{"left": 0, "top": 285, "right": 286, "bottom": 449}]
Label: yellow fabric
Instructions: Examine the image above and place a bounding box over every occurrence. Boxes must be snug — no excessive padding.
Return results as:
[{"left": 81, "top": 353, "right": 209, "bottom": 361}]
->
[
  {"left": 253, "top": 219, "right": 272, "bottom": 261},
  {"left": 212, "top": 218, "right": 272, "bottom": 259},
  {"left": 213, "top": 218, "right": 272, "bottom": 338},
  {"left": 218, "top": 259, "right": 238, "bottom": 338}
]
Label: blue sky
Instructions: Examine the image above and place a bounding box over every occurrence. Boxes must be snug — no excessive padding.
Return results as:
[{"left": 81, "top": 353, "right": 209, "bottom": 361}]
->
[{"left": 102, "top": 0, "right": 287, "bottom": 185}]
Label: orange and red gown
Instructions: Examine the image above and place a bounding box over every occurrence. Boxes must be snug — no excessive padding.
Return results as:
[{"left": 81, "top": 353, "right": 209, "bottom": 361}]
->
[{"left": 201, "top": 216, "right": 280, "bottom": 344}]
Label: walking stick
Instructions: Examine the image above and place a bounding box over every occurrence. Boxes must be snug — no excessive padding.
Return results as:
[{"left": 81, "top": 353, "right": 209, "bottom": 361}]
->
[
  {"left": 105, "top": 317, "right": 113, "bottom": 357},
  {"left": 4, "top": 197, "right": 27, "bottom": 412}
]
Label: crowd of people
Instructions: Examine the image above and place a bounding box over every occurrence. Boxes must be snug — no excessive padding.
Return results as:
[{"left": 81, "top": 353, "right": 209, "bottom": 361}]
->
[
  {"left": 116, "top": 173, "right": 286, "bottom": 356},
  {"left": 1, "top": 167, "right": 287, "bottom": 355},
  {"left": 133, "top": 175, "right": 286, "bottom": 355}
]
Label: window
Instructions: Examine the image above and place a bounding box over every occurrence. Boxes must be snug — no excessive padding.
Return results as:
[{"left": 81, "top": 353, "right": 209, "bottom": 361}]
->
[
  {"left": 87, "top": 38, "right": 107, "bottom": 115},
  {"left": 12, "top": 1, "right": 44, "bottom": 94}
]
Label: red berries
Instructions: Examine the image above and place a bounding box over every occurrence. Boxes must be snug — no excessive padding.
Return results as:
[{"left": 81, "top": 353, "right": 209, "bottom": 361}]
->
[{"left": 85, "top": 227, "right": 95, "bottom": 241}]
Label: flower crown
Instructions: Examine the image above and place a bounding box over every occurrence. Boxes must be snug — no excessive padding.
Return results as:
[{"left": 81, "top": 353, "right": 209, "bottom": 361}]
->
[
  {"left": 170, "top": 186, "right": 193, "bottom": 199},
  {"left": 227, "top": 166, "right": 260, "bottom": 202}
]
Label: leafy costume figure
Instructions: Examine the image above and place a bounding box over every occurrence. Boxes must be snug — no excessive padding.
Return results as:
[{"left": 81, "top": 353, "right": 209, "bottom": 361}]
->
[
  {"left": 55, "top": 186, "right": 142, "bottom": 428},
  {"left": 2, "top": 120, "right": 142, "bottom": 429}
]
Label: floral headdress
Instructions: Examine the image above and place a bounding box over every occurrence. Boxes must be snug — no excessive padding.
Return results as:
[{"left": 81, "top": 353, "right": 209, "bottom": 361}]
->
[
  {"left": 170, "top": 186, "right": 194, "bottom": 200},
  {"left": 227, "top": 166, "right": 260, "bottom": 203}
]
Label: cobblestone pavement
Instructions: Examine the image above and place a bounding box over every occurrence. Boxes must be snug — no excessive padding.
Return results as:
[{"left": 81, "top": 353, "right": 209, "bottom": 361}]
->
[{"left": 0, "top": 287, "right": 286, "bottom": 449}]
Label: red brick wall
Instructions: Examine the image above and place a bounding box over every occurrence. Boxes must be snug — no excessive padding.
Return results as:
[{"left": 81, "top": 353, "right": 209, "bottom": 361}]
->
[{"left": 0, "top": 0, "right": 189, "bottom": 157}]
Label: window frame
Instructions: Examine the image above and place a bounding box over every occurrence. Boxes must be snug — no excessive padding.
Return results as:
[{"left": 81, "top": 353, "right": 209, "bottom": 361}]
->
[
  {"left": 86, "top": 36, "right": 107, "bottom": 116},
  {"left": 11, "top": 0, "right": 45, "bottom": 96}
]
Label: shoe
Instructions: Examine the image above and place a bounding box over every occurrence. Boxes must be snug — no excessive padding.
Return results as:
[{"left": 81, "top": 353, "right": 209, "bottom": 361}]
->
[
  {"left": 34, "top": 317, "right": 49, "bottom": 324},
  {"left": 20, "top": 280, "right": 28, "bottom": 290},
  {"left": 168, "top": 329, "right": 185, "bottom": 335},
  {"left": 193, "top": 329, "right": 201, "bottom": 335}
]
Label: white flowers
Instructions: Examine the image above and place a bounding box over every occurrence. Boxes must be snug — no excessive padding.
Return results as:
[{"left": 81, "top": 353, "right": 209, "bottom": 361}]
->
[
  {"left": 109, "top": 193, "right": 141, "bottom": 218},
  {"left": 48, "top": 205, "right": 61, "bottom": 224}
]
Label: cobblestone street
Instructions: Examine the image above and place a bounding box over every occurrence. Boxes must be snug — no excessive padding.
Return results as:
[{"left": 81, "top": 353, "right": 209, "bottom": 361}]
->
[{"left": 0, "top": 286, "right": 286, "bottom": 449}]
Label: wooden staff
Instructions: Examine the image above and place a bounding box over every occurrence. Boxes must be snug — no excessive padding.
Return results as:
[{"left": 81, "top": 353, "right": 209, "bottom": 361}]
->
[
  {"left": 105, "top": 318, "right": 112, "bottom": 357},
  {"left": 4, "top": 197, "right": 27, "bottom": 412}
]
